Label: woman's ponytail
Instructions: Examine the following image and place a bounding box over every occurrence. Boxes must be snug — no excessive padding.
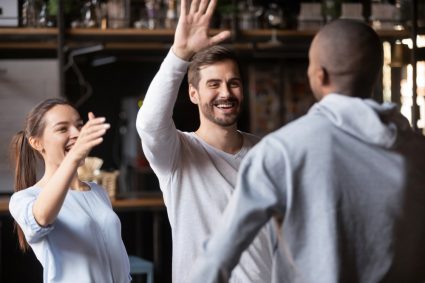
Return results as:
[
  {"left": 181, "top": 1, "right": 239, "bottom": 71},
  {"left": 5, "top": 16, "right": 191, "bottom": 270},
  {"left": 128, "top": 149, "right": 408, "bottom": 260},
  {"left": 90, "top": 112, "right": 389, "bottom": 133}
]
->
[
  {"left": 10, "top": 130, "right": 38, "bottom": 251},
  {"left": 9, "top": 98, "right": 70, "bottom": 252}
]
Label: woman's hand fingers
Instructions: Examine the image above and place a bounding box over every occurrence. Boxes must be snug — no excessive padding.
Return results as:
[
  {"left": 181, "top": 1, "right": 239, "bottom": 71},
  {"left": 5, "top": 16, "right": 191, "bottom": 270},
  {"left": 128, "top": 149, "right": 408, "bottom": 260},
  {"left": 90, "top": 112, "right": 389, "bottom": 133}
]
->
[
  {"left": 85, "top": 137, "right": 104, "bottom": 149},
  {"left": 68, "top": 116, "right": 110, "bottom": 162},
  {"left": 88, "top": 112, "right": 95, "bottom": 120},
  {"left": 79, "top": 122, "right": 110, "bottom": 142},
  {"left": 81, "top": 124, "right": 110, "bottom": 140},
  {"left": 85, "top": 116, "right": 106, "bottom": 127}
]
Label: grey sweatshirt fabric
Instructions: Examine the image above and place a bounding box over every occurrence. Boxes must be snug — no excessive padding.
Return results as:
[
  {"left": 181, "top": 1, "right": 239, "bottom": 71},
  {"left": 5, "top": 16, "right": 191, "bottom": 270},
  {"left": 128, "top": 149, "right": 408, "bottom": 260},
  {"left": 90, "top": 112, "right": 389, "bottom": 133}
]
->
[
  {"left": 136, "top": 50, "right": 276, "bottom": 283},
  {"left": 189, "top": 93, "right": 425, "bottom": 283}
]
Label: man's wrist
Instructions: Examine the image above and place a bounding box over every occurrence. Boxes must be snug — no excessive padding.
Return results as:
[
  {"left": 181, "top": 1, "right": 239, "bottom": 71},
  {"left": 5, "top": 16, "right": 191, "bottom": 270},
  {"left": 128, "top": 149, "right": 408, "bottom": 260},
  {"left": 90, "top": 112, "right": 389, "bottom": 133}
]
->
[{"left": 171, "top": 45, "right": 194, "bottom": 61}]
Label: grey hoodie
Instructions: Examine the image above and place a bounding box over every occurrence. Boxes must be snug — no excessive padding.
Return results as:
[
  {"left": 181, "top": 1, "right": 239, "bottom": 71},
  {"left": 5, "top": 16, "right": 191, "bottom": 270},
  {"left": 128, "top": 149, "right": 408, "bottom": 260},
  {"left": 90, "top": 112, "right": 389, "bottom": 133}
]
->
[{"left": 190, "top": 93, "right": 425, "bottom": 283}]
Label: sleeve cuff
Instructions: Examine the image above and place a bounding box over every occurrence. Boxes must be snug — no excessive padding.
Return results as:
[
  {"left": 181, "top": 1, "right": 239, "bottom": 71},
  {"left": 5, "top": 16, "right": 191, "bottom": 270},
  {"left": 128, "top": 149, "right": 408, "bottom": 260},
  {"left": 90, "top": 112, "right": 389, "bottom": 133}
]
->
[{"left": 162, "top": 48, "right": 191, "bottom": 72}]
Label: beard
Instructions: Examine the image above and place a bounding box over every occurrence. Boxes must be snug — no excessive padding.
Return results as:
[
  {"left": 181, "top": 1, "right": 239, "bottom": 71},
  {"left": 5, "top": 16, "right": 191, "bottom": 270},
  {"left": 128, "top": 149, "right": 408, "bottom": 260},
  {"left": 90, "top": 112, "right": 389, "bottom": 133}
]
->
[{"left": 200, "top": 97, "right": 241, "bottom": 127}]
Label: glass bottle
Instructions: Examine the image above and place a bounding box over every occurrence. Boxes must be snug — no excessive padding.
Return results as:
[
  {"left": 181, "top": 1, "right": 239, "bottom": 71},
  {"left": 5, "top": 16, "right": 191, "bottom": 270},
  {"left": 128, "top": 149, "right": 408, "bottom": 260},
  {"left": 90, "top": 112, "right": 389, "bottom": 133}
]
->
[{"left": 21, "top": 0, "right": 43, "bottom": 27}]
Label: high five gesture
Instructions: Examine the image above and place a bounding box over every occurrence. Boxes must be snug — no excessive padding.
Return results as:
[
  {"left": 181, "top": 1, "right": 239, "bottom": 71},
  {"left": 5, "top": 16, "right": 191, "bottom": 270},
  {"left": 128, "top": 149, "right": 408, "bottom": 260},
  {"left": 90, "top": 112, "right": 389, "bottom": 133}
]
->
[{"left": 172, "top": 0, "right": 231, "bottom": 60}]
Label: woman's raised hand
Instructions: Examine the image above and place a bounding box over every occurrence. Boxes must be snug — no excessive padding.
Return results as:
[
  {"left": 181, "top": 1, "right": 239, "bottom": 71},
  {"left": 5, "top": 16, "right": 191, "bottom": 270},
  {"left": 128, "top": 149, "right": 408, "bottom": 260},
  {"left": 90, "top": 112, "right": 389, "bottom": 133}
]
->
[{"left": 68, "top": 112, "right": 110, "bottom": 163}]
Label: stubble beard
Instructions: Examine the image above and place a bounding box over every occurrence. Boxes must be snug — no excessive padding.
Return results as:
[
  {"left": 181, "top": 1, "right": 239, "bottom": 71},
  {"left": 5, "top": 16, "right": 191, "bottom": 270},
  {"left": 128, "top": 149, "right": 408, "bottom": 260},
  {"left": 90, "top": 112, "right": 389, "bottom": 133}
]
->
[{"left": 201, "top": 102, "right": 240, "bottom": 127}]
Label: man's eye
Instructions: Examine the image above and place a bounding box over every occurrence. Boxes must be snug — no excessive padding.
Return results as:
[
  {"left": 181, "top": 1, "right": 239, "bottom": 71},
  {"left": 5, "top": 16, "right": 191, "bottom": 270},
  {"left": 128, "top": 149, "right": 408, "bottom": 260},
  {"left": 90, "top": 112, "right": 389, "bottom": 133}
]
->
[
  {"left": 58, "top": 127, "right": 67, "bottom": 132},
  {"left": 229, "top": 81, "right": 241, "bottom": 88},
  {"left": 77, "top": 124, "right": 83, "bottom": 130},
  {"left": 208, "top": 82, "right": 219, "bottom": 88}
]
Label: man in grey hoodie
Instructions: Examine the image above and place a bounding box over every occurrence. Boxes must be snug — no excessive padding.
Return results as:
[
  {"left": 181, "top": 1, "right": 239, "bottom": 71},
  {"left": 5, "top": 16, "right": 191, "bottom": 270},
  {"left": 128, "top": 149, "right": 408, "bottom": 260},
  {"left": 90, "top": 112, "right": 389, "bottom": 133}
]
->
[{"left": 189, "top": 19, "right": 425, "bottom": 283}]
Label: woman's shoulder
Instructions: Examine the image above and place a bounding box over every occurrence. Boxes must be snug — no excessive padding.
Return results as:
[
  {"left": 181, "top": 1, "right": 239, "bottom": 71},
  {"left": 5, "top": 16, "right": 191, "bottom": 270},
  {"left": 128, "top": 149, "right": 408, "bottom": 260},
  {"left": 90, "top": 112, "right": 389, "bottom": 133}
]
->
[
  {"left": 9, "top": 186, "right": 40, "bottom": 213},
  {"left": 11, "top": 186, "right": 40, "bottom": 200}
]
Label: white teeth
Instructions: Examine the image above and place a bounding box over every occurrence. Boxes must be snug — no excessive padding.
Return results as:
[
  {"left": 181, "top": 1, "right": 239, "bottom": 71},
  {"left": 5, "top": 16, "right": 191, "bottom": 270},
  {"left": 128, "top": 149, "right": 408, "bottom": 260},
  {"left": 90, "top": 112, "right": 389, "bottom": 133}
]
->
[{"left": 216, "top": 103, "right": 234, "bottom": 108}]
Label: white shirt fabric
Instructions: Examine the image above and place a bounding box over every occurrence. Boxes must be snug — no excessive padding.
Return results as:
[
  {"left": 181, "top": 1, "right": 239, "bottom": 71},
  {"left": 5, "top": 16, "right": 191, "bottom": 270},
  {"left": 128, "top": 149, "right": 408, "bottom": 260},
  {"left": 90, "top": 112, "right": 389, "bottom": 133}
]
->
[
  {"left": 136, "top": 49, "right": 276, "bottom": 283},
  {"left": 9, "top": 182, "right": 131, "bottom": 283}
]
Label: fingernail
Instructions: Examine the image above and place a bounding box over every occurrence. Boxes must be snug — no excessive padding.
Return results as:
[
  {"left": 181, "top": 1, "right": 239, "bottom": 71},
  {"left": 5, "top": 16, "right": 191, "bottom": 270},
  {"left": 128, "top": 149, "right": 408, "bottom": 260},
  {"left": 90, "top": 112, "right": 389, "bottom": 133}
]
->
[
  {"left": 99, "top": 117, "right": 106, "bottom": 122},
  {"left": 105, "top": 123, "right": 111, "bottom": 128}
]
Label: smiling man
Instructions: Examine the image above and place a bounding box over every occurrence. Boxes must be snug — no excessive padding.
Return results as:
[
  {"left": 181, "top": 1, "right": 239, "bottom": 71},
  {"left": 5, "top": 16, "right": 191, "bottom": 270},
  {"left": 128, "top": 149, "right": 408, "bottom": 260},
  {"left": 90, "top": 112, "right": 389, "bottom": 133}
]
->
[{"left": 135, "top": 0, "right": 275, "bottom": 283}]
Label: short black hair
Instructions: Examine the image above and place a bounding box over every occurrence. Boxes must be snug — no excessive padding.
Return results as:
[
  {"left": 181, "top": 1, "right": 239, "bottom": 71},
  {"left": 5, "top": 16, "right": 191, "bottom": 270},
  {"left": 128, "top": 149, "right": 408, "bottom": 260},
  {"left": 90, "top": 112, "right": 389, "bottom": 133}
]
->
[{"left": 316, "top": 19, "right": 383, "bottom": 98}]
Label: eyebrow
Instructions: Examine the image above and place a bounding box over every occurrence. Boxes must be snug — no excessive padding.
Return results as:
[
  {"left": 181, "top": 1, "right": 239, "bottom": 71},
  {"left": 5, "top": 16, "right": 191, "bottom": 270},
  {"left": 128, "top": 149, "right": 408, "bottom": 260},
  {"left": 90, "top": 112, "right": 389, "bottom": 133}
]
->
[
  {"left": 53, "top": 119, "right": 83, "bottom": 127},
  {"left": 206, "top": 77, "right": 242, "bottom": 83},
  {"left": 206, "top": 79, "right": 221, "bottom": 84}
]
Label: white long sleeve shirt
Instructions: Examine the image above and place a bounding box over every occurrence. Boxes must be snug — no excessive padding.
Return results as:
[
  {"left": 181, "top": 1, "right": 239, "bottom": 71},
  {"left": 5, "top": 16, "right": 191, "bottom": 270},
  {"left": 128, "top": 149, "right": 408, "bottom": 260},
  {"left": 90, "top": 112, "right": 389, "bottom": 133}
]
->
[{"left": 136, "top": 49, "right": 276, "bottom": 283}]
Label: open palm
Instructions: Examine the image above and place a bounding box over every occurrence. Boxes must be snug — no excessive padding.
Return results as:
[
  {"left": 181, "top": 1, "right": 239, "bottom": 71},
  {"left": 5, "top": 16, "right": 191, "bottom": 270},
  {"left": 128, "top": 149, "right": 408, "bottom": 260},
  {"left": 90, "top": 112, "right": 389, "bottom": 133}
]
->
[{"left": 173, "top": 0, "right": 231, "bottom": 60}]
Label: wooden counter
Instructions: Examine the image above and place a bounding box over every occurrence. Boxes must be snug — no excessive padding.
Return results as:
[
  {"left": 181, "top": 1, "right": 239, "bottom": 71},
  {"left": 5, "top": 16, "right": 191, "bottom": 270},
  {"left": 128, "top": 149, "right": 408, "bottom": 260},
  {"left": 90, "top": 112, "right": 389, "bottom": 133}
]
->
[{"left": 112, "top": 195, "right": 164, "bottom": 210}]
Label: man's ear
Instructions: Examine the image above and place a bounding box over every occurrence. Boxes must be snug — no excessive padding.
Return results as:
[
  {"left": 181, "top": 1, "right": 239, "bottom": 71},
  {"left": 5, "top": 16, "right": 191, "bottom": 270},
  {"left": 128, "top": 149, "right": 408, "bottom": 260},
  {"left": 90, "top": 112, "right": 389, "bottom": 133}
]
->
[
  {"left": 189, "top": 84, "right": 199, "bottom": 104},
  {"left": 319, "top": 67, "right": 330, "bottom": 86},
  {"left": 28, "top": 136, "right": 43, "bottom": 153}
]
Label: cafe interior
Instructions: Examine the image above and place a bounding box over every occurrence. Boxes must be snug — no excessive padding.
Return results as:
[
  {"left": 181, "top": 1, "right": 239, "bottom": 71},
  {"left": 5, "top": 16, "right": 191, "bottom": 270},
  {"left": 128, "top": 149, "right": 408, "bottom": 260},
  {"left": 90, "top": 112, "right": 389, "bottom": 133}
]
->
[{"left": 0, "top": 0, "right": 424, "bottom": 282}]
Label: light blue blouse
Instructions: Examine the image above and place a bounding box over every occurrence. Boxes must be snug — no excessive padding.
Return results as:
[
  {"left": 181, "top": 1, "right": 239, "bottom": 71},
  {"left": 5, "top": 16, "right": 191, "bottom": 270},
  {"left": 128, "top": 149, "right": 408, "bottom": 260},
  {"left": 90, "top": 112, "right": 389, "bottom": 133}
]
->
[{"left": 9, "top": 182, "right": 131, "bottom": 283}]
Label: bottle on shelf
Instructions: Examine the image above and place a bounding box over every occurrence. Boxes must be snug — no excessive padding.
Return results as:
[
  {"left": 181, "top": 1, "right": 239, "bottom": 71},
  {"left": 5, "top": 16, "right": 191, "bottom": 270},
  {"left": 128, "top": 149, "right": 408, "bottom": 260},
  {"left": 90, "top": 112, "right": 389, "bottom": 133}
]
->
[
  {"left": 165, "top": 0, "right": 177, "bottom": 29},
  {"left": 81, "top": 0, "right": 101, "bottom": 28},
  {"left": 107, "top": 0, "right": 128, "bottom": 28},
  {"left": 21, "top": 0, "right": 43, "bottom": 27}
]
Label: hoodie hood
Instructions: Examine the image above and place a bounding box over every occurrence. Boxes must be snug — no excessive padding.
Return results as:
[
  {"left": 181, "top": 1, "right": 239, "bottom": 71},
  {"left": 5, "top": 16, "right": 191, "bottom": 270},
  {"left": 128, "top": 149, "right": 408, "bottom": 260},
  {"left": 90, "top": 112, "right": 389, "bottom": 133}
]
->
[{"left": 310, "top": 94, "right": 411, "bottom": 148}]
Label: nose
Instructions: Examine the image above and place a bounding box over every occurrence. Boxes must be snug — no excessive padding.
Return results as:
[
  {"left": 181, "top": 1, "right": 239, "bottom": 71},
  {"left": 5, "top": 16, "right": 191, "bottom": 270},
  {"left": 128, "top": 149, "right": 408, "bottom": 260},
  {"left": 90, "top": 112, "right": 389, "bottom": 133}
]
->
[
  {"left": 218, "top": 84, "right": 231, "bottom": 99},
  {"left": 69, "top": 125, "right": 80, "bottom": 139}
]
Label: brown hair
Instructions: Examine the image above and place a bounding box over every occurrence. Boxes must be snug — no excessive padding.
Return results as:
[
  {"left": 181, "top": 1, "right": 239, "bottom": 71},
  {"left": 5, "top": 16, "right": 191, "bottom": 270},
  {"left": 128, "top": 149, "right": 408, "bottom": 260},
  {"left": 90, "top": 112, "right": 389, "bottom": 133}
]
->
[
  {"left": 10, "top": 98, "right": 71, "bottom": 252},
  {"left": 188, "top": 45, "right": 241, "bottom": 88}
]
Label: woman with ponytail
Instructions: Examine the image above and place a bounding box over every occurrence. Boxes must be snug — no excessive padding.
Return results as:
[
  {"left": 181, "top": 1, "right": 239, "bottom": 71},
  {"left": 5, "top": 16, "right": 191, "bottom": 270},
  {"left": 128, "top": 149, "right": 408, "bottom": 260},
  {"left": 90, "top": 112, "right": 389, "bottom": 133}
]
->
[{"left": 9, "top": 98, "right": 131, "bottom": 283}]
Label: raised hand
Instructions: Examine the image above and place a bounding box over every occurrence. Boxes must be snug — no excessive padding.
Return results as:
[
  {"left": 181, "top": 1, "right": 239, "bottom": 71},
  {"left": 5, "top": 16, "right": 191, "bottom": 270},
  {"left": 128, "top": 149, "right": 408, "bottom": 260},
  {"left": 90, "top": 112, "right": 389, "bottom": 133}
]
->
[
  {"left": 68, "top": 112, "right": 110, "bottom": 163},
  {"left": 172, "top": 0, "right": 231, "bottom": 60}
]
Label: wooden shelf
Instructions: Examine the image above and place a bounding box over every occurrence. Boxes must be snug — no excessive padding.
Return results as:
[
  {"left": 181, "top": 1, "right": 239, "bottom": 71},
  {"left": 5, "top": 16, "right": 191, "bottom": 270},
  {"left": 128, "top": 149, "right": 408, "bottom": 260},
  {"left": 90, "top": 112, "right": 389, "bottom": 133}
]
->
[
  {"left": 0, "top": 27, "right": 411, "bottom": 51},
  {"left": 0, "top": 27, "right": 410, "bottom": 36},
  {"left": 0, "top": 42, "right": 57, "bottom": 49},
  {"left": 0, "top": 27, "right": 58, "bottom": 35},
  {"left": 68, "top": 28, "right": 174, "bottom": 36}
]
